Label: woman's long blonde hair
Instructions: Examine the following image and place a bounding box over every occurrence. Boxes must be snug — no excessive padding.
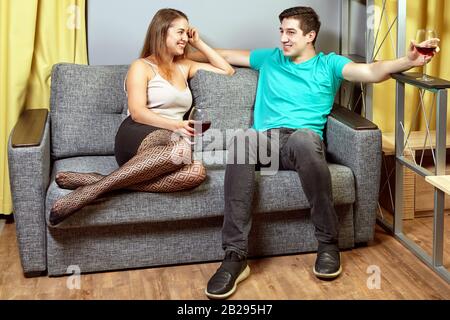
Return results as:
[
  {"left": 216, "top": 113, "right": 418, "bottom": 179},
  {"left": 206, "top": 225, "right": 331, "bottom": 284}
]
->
[{"left": 140, "top": 8, "right": 189, "bottom": 80}]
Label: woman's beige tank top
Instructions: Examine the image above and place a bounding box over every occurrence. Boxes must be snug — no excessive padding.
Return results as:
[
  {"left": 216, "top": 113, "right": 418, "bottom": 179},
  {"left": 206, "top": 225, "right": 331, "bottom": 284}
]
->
[{"left": 124, "top": 59, "right": 193, "bottom": 121}]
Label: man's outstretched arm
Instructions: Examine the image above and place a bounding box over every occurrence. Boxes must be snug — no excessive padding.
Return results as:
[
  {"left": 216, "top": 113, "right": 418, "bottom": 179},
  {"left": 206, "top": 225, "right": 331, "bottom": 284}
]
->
[
  {"left": 188, "top": 49, "right": 251, "bottom": 67},
  {"left": 342, "top": 38, "right": 440, "bottom": 83}
]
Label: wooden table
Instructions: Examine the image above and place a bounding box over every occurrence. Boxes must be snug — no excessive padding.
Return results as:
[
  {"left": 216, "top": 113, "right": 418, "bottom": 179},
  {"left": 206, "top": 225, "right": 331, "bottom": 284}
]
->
[{"left": 425, "top": 175, "right": 450, "bottom": 195}]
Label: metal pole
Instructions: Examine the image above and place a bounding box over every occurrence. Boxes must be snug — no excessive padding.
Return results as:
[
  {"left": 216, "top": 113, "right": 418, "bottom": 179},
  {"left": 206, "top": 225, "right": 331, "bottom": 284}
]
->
[
  {"left": 394, "top": 81, "right": 405, "bottom": 234},
  {"left": 365, "top": 0, "right": 375, "bottom": 120},
  {"left": 397, "top": 0, "right": 407, "bottom": 58},
  {"left": 433, "top": 90, "right": 447, "bottom": 267},
  {"left": 340, "top": 0, "right": 350, "bottom": 56}
]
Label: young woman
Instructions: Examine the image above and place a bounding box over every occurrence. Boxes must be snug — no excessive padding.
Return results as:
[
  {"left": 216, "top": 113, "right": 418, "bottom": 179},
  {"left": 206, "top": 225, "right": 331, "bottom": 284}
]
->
[{"left": 49, "top": 8, "right": 234, "bottom": 226}]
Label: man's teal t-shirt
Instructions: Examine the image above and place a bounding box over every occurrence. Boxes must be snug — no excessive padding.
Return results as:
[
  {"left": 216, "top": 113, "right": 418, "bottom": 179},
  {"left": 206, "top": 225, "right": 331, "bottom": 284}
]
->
[{"left": 249, "top": 48, "right": 351, "bottom": 139}]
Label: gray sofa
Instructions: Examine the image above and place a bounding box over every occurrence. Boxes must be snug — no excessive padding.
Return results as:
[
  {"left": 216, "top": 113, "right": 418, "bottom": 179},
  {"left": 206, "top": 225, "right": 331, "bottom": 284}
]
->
[{"left": 8, "top": 63, "right": 381, "bottom": 277}]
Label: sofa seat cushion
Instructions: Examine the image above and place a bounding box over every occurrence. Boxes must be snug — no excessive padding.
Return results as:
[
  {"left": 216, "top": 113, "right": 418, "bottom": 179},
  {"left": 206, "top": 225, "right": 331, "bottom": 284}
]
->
[{"left": 46, "top": 151, "right": 355, "bottom": 229}]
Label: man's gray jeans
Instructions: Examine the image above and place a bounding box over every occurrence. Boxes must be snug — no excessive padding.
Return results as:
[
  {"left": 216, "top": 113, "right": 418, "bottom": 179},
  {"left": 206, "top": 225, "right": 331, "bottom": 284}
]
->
[{"left": 222, "top": 128, "right": 338, "bottom": 256}]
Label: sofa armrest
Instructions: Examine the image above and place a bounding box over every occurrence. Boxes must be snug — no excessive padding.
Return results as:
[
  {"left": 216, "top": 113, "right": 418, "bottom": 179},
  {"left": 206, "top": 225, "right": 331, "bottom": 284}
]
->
[
  {"left": 8, "top": 109, "right": 50, "bottom": 276},
  {"left": 330, "top": 105, "right": 378, "bottom": 131},
  {"left": 326, "top": 107, "right": 382, "bottom": 243}
]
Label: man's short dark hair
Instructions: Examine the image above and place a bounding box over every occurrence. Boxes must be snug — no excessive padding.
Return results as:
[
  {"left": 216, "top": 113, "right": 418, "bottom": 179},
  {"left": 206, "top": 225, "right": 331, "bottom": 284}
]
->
[{"left": 279, "top": 6, "right": 321, "bottom": 46}]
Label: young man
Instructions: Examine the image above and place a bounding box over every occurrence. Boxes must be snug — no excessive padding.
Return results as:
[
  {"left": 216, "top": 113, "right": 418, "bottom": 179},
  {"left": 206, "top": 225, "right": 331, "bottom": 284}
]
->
[{"left": 190, "top": 6, "right": 439, "bottom": 299}]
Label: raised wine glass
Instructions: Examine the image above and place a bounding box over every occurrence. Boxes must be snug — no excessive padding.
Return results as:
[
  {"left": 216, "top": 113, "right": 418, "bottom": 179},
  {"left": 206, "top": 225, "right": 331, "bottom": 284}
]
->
[
  {"left": 415, "top": 29, "right": 437, "bottom": 82},
  {"left": 188, "top": 106, "right": 212, "bottom": 135}
]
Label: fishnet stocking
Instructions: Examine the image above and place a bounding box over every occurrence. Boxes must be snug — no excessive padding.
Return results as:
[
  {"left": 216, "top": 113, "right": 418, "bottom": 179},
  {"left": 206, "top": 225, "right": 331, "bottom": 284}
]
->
[
  {"left": 55, "top": 129, "right": 176, "bottom": 190},
  {"left": 56, "top": 160, "right": 206, "bottom": 192},
  {"left": 130, "top": 161, "right": 206, "bottom": 192},
  {"left": 49, "top": 130, "right": 195, "bottom": 226},
  {"left": 55, "top": 172, "right": 104, "bottom": 190},
  {"left": 137, "top": 129, "right": 173, "bottom": 152}
]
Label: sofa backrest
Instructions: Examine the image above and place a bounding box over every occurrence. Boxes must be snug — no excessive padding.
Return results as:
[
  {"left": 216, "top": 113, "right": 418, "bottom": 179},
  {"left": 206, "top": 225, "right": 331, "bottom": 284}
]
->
[
  {"left": 50, "top": 64, "right": 257, "bottom": 159},
  {"left": 189, "top": 68, "right": 257, "bottom": 151},
  {"left": 50, "top": 63, "right": 129, "bottom": 159}
]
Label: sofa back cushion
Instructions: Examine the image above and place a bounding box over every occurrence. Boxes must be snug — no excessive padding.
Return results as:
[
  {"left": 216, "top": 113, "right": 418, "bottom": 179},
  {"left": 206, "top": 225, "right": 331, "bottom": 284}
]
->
[
  {"left": 50, "top": 63, "right": 128, "bottom": 159},
  {"left": 50, "top": 64, "right": 257, "bottom": 159},
  {"left": 189, "top": 68, "right": 257, "bottom": 151}
]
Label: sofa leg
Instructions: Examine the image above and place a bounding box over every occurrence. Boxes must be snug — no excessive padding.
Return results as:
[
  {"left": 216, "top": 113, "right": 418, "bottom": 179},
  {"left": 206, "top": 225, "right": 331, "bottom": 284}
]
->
[
  {"left": 24, "top": 270, "right": 47, "bottom": 278},
  {"left": 354, "top": 242, "right": 369, "bottom": 248}
]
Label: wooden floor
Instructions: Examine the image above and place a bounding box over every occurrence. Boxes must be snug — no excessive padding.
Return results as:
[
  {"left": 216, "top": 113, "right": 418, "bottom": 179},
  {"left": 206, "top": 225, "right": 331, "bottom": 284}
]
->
[
  {"left": 379, "top": 208, "right": 450, "bottom": 269},
  {"left": 0, "top": 218, "right": 449, "bottom": 300},
  {"left": 404, "top": 217, "right": 450, "bottom": 268}
]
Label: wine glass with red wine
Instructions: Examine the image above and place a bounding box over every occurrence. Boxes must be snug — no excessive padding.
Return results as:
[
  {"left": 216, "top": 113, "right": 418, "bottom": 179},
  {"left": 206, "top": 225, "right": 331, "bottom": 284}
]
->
[
  {"left": 188, "top": 106, "right": 211, "bottom": 135},
  {"left": 415, "top": 29, "right": 437, "bottom": 82}
]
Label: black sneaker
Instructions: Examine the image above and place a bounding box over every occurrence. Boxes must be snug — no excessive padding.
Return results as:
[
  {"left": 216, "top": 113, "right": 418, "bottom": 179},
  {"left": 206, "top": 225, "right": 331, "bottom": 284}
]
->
[
  {"left": 205, "top": 251, "right": 250, "bottom": 299},
  {"left": 313, "top": 243, "right": 342, "bottom": 279}
]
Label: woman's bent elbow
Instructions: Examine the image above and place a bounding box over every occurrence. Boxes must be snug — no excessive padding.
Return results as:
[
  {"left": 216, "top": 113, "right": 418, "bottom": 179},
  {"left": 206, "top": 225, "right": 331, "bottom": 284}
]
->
[{"left": 130, "top": 111, "right": 140, "bottom": 123}]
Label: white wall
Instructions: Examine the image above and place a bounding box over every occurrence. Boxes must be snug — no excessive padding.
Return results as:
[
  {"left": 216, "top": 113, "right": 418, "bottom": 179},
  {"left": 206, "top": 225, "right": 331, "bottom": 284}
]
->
[{"left": 87, "top": 0, "right": 342, "bottom": 65}]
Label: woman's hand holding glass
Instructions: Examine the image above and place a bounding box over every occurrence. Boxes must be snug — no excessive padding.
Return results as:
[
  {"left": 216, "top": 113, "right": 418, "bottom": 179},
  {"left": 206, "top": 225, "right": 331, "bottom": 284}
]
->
[{"left": 172, "top": 120, "right": 196, "bottom": 144}]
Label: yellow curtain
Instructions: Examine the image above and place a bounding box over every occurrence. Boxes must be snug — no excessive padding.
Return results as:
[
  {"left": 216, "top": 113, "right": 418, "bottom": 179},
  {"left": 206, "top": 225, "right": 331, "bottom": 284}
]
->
[
  {"left": 373, "top": 0, "right": 450, "bottom": 133},
  {"left": 0, "top": 0, "right": 88, "bottom": 214}
]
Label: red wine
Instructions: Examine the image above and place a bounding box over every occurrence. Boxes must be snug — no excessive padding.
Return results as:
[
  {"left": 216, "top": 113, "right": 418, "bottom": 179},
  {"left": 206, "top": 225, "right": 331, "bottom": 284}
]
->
[
  {"left": 189, "top": 121, "right": 211, "bottom": 133},
  {"left": 415, "top": 45, "right": 436, "bottom": 56}
]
